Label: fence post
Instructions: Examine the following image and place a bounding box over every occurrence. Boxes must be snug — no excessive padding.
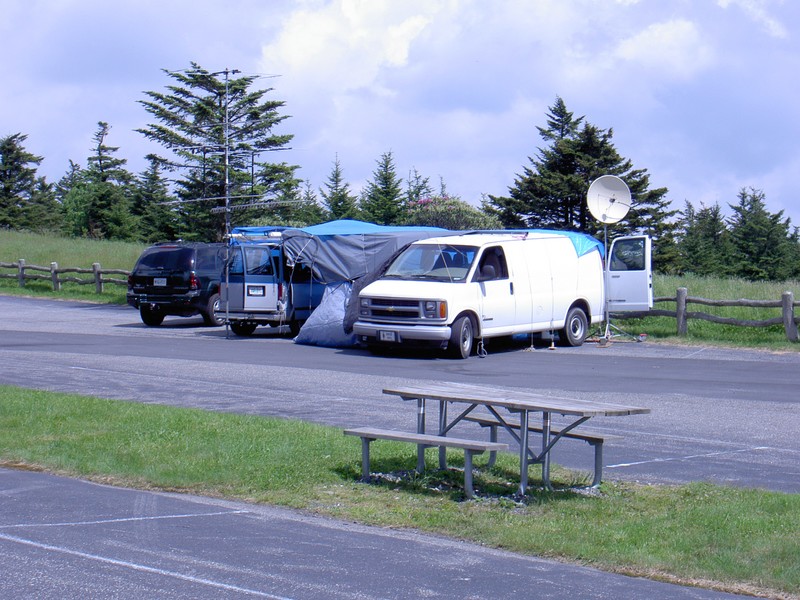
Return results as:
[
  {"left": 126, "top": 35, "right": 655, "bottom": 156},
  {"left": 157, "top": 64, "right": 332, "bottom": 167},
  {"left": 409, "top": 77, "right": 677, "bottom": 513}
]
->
[
  {"left": 93, "top": 262, "right": 103, "bottom": 294},
  {"left": 51, "top": 262, "right": 60, "bottom": 291},
  {"left": 17, "top": 259, "right": 25, "bottom": 288},
  {"left": 676, "top": 287, "right": 688, "bottom": 336},
  {"left": 782, "top": 291, "right": 798, "bottom": 342}
]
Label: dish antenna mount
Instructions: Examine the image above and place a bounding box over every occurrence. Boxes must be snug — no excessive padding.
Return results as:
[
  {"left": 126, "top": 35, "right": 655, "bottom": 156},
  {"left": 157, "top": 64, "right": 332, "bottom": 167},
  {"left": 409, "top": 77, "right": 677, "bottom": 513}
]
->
[{"left": 587, "top": 175, "right": 634, "bottom": 344}]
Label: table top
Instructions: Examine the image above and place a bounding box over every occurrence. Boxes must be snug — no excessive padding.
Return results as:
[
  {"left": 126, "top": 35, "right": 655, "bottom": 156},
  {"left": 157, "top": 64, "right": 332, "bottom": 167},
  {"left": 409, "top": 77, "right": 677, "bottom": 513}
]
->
[{"left": 383, "top": 382, "right": 650, "bottom": 417}]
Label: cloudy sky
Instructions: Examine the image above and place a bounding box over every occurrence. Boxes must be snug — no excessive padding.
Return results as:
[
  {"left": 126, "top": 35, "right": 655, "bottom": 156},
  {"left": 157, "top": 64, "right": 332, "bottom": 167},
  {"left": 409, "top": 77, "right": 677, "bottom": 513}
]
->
[{"left": 2, "top": 0, "right": 797, "bottom": 226}]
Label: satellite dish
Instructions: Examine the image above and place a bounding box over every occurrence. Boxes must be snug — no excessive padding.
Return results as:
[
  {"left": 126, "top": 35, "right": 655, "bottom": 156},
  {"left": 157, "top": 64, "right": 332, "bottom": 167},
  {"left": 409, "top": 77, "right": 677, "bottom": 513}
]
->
[{"left": 587, "top": 175, "right": 631, "bottom": 224}]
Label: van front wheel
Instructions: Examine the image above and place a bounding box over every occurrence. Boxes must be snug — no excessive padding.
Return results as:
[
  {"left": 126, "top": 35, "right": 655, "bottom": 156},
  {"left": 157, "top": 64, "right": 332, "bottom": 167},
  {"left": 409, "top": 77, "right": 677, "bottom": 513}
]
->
[
  {"left": 449, "top": 316, "right": 474, "bottom": 359},
  {"left": 560, "top": 307, "right": 588, "bottom": 347}
]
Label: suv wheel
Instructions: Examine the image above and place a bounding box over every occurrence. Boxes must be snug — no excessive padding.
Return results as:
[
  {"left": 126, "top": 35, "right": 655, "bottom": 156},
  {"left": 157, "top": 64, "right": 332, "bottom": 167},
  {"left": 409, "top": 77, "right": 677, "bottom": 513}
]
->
[
  {"left": 202, "top": 293, "right": 224, "bottom": 326},
  {"left": 140, "top": 305, "right": 165, "bottom": 327}
]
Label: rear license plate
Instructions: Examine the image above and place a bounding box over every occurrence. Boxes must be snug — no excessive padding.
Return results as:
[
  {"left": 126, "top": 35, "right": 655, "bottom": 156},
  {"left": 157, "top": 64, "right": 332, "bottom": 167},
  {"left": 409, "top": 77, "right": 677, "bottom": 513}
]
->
[
  {"left": 379, "top": 330, "right": 397, "bottom": 342},
  {"left": 153, "top": 277, "right": 167, "bottom": 286}
]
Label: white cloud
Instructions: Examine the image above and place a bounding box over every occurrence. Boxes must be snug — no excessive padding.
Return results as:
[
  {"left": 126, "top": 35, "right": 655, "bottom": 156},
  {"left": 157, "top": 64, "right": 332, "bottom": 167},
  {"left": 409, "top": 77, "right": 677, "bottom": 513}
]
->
[
  {"left": 614, "top": 19, "right": 715, "bottom": 79},
  {"left": 717, "top": 0, "right": 788, "bottom": 39},
  {"left": 260, "top": 0, "right": 450, "bottom": 94}
]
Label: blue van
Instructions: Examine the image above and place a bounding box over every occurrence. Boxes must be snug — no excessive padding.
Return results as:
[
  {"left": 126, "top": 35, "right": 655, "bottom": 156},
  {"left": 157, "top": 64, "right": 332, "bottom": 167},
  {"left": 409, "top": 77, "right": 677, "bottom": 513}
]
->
[{"left": 218, "top": 228, "right": 326, "bottom": 336}]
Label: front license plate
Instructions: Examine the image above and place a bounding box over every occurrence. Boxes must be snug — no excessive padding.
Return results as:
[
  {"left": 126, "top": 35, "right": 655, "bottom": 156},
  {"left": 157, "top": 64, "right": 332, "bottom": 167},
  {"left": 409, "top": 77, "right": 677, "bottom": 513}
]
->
[
  {"left": 153, "top": 277, "right": 167, "bottom": 286},
  {"left": 379, "top": 330, "right": 397, "bottom": 342}
]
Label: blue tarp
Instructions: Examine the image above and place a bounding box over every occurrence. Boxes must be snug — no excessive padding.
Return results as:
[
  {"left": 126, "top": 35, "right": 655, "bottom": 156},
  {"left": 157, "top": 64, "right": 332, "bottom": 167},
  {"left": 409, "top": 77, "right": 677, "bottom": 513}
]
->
[
  {"left": 281, "top": 220, "right": 449, "bottom": 284},
  {"left": 298, "top": 219, "right": 444, "bottom": 237},
  {"left": 478, "top": 229, "right": 605, "bottom": 258}
]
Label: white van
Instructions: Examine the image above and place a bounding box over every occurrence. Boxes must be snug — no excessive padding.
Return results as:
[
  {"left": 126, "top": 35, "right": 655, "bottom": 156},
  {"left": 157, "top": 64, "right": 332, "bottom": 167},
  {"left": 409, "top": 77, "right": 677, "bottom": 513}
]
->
[{"left": 353, "top": 231, "right": 651, "bottom": 358}]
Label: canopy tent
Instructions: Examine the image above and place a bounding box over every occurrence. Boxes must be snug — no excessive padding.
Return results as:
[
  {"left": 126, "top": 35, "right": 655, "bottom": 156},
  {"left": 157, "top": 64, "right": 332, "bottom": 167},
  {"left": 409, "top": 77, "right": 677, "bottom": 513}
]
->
[{"left": 281, "top": 219, "right": 448, "bottom": 284}]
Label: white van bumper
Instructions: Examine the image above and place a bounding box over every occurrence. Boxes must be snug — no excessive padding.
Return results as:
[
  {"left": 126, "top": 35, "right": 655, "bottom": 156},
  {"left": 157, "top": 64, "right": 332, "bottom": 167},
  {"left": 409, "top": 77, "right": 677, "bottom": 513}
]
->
[{"left": 353, "top": 321, "right": 452, "bottom": 343}]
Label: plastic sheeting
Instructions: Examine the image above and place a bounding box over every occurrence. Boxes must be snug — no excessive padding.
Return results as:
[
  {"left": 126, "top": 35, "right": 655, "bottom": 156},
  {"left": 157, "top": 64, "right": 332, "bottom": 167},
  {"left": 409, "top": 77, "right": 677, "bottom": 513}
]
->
[
  {"left": 281, "top": 220, "right": 447, "bottom": 284},
  {"left": 293, "top": 282, "right": 357, "bottom": 347}
]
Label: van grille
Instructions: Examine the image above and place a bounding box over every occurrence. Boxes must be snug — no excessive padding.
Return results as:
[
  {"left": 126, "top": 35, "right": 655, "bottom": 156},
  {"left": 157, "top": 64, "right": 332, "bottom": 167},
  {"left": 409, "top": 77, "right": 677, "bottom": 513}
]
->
[{"left": 363, "top": 298, "right": 422, "bottom": 320}]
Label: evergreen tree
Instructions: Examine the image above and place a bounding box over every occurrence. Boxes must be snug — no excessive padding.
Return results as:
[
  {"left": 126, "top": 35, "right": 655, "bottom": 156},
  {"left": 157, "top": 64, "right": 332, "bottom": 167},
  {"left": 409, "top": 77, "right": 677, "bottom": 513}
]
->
[
  {"left": 485, "top": 97, "right": 584, "bottom": 228},
  {"left": 319, "top": 156, "right": 359, "bottom": 220},
  {"left": 405, "top": 167, "right": 433, "bottom": 206},
  {"left": 0, "top": 133, "right": 45, "bottom": 229},
  {"left": 19, "top": 177, "right": 61, "bottom": 233},
  {"left": 138, "top": 63, "right": 296, "bottom": 241},
  {"left": 133, "top": 156, "right": 180, "bottom": 242},
  {"left": 361, "top": 151, "right": 403, "bottom": 225},
  {"left": 485, "top": 97, "right": 678, "bottom": 270},
  {"left": 727, "top": 188, "right": 796, "bottom": 281},
  {"left": 67, "top": 122, "right": 138, "bottom": 240},
  {"left": 677, "top": 201, "right": 733, "bottom": 276}
]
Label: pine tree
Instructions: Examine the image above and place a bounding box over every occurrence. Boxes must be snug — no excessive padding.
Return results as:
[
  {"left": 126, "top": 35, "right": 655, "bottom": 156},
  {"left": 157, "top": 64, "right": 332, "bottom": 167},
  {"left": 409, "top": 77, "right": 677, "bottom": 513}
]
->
[
  {"left": 361, "top": 151, "right": 403, "bottom": 225},
  {"left": 0, "top": 133, "right": 46, "bottom": 229},
  {"left": 69, "top": 122, "right": 138, "bottom": 240},
  {"left": 405, "top": 167, "right": 433, "bottom": 206},
  {"left": 677, "top": 201, "right": 733, "bottom": 276},
  {"left": 319, "top": 156, "right": 359, "bottom": 220},
  {"left": 19, "top": 177, "right": 61, "bottom": 233},
  {"left": 138, "top": 63, "right": 296, "bottom": 241},
  {"left": 728, "top": 188, "right": 795, "bottom": 281},
  {"left": 133, "top": 157, "right": 180, "bottom": 242},
  {"left": 484, "top": 96, "right": 678, "bottom": 270}
]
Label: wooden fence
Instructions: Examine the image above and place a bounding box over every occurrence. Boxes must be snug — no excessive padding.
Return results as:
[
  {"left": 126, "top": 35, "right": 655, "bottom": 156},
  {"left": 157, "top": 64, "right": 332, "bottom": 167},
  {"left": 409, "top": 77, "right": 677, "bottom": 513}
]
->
[
  {"left": 614, "top": 287, "right": 799, "bottom": 342},
  {"left": 0, "top": 259, "right": 130, "bottom": 294}
]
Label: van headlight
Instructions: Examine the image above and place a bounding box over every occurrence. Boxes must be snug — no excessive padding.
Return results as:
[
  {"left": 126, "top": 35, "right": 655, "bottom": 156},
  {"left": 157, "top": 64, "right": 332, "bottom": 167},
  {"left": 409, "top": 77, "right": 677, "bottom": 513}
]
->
[
  {"left": 424, "top": 300, "right": 447, "bottom": 319},
  {"left": 360, "top": 297, "right": 370, "bottom": 316}
]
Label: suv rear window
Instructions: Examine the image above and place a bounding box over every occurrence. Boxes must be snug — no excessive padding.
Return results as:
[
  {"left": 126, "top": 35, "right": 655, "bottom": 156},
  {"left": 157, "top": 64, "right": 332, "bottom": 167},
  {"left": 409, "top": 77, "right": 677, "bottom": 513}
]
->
[{"left": 137, "top": 247, "right": 194, "bottom": 271}]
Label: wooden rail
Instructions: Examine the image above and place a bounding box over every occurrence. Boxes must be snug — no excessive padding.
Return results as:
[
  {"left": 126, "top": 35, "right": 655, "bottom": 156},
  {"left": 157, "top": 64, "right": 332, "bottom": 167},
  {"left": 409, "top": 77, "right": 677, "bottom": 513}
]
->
[
  {"left": 0, "top": 259, "right": 130, "bottom": 294},
  {"left": 613, "top": 287, "right": 799, "bottom": 342}
]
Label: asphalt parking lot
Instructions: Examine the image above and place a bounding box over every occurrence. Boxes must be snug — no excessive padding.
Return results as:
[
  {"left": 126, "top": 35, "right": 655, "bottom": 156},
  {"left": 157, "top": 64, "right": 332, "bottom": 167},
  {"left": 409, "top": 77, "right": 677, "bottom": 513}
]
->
[{"left": 1, "top": 296, "right": 797, "bottom": 598}]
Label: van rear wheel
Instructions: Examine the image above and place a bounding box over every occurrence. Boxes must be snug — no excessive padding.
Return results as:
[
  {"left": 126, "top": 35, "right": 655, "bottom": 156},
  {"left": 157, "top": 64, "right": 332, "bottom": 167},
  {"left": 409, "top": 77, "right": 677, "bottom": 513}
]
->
[
  {"left": 559, "top": 307, "right": 588, "bottom": 347},
  {"left": 230, "top": 322, "right": 257, "bottom": 336},
  {"left": 448, "top": 315, "right": 474, "bottom": 359}
]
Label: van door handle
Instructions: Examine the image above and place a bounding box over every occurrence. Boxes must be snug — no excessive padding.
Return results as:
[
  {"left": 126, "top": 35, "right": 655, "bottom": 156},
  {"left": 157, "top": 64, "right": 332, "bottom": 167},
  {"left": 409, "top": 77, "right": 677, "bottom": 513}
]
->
[{"left": 510, "top": 282, "right": 514, "bottom": 294}]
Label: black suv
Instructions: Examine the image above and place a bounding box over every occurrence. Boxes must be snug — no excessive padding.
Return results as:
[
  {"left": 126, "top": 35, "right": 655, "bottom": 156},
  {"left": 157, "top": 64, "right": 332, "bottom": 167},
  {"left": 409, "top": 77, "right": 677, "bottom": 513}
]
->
[{"left": 127, "top": 242, "right": 226, "bottom": 326}]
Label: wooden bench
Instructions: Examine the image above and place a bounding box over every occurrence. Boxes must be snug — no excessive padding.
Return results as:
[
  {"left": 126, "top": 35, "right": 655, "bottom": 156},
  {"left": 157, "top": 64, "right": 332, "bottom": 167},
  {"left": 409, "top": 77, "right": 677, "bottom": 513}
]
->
[
  {"left": 343, "top": 427, "right": 508, "bottom": 498},
  {"left": 462, "top": 415, "right": 622, "bottom": 487}
]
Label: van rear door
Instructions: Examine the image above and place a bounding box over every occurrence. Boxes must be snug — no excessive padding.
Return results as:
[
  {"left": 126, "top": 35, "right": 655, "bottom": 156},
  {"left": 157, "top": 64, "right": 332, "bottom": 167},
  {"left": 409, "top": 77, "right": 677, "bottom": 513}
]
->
[
  {"left": 241, "top": 244, "right": 281, "bottom": 312},
  {"left": 606, "top": 236, "right": 652, "bottom": 312}
]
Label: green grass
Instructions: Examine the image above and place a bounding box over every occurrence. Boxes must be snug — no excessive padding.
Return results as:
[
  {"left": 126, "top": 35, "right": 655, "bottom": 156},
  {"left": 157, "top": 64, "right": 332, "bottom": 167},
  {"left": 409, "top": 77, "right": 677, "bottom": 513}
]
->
[
  {"left": 1, "top": 385, "right": 797, "bottom": 598},
  {"left": 0, "top": 230, "right": 145, "bottom": 304},
  {"left": 615, "top": 273, "right": 800, "bottom": 351}
]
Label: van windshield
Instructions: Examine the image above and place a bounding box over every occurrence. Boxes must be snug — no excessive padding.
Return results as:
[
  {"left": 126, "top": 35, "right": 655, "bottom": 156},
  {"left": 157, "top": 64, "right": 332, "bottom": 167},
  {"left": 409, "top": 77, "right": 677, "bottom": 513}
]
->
[{"left": 384, "top": 244, "right": 477, "bottom": 282}]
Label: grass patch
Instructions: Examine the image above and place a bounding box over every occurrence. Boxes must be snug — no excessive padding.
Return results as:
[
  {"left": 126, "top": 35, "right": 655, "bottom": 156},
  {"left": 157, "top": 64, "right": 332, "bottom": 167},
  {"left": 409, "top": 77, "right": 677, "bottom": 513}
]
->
[
  {"left": 615, "top": 273, "right": 800, "bottom": 351},
  {"left": 0, "top": 230, "right": 145, "bottom": 304},
  {"left": 1, "top": 384, "right": 797, "bottom": 598}
]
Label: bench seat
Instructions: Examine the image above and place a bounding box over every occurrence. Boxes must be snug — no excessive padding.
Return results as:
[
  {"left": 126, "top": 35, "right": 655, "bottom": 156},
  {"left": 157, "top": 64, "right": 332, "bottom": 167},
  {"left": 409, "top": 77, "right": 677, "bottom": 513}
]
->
[
  {"left": 462, "top": 415, "right": 622, "bottom": 487},
  {"left": 344, "top": 427, "right": 507, "bottom": 498}
]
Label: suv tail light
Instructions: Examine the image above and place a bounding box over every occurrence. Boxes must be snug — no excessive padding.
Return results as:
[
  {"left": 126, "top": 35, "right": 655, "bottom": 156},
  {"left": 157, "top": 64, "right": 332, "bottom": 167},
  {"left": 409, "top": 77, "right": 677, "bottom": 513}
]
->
[
  {"left": 278, "top": 283, "right": 285, "bottom": 301},
  {"left": 189, "top": 272, "right": 200, "bottom": 290}
]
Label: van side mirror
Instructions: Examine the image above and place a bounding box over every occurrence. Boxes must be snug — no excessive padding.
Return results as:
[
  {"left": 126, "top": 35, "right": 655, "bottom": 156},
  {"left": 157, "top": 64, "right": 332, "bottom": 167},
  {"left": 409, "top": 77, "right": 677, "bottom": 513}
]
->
[{"left": 477, "top": 264, "right": 496, "bottom": 281}]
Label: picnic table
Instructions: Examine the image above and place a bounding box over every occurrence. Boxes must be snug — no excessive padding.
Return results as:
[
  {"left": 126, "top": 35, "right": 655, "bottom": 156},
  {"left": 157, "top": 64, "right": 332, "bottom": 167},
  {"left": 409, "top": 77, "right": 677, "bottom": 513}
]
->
[{"left": 382, "top": 382, "right": 650, "bottom": 494}]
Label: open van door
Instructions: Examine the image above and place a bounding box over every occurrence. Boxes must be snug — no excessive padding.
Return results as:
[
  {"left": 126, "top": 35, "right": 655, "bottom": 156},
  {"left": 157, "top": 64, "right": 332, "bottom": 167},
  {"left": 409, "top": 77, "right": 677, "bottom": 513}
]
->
[
  {"left": 223, "top": 243, "right": 282, "bottom": 313},
  {"left": 606, "top": 236, "right": 652, "bottom": 312}
]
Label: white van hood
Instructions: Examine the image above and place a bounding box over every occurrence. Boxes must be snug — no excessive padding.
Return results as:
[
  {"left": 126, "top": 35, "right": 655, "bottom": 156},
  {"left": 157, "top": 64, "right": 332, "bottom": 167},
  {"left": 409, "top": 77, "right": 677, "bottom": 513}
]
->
[{"left": 361, "top": 278, "right": 462, "bottom": 299}]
